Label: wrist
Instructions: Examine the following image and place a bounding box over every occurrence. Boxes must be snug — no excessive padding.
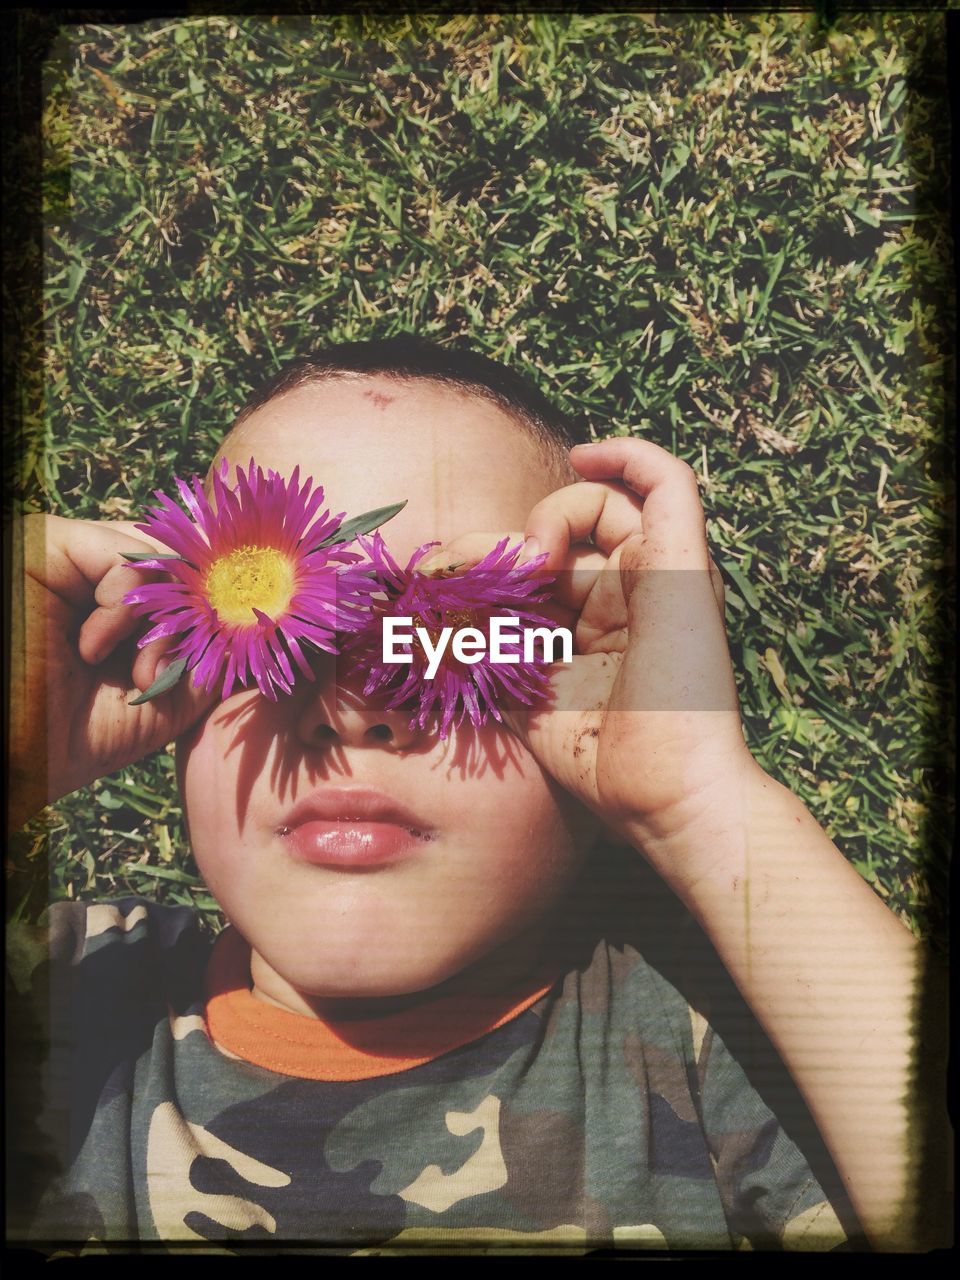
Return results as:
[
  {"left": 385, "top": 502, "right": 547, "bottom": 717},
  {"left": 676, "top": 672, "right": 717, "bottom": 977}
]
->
[{"left": 619, "top": 754, "right": 773, "bottom": 898}]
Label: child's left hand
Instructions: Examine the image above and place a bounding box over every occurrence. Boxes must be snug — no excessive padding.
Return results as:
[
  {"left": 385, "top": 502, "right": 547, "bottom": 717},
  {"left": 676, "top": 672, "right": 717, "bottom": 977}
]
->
[
  {"left": 524, "top": 440, "right": 759, "bottom": 861},
  {"left": 427, "top": 439, "right": 758, "bottom": 883}
]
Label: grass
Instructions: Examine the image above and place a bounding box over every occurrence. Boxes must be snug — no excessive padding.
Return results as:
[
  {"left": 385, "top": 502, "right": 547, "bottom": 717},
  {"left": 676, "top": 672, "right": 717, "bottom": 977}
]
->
[{"left": 7, "top": 11, "right": 953, "bottom": 956}]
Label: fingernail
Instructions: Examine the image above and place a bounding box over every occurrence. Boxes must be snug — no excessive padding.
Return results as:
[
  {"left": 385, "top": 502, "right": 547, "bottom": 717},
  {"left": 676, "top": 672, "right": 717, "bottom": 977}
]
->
[
  {"left": 520, "top": 536, "right": 540, "bottom": 564},
  {"left": 155, "top": 658, "right": 171, "bottom": 678}
]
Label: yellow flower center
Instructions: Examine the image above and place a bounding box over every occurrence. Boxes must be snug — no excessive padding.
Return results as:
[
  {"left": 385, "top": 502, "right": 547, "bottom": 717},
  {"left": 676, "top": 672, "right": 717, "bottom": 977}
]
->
[{"left": 204, "top": 545, "right": 296, "bottom": 624}]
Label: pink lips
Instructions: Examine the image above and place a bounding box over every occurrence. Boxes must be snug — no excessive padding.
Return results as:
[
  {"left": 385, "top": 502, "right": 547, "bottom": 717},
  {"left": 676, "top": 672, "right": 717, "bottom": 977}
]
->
[{"left": 276, "top": 788, "right": 435, "bottom": 868}]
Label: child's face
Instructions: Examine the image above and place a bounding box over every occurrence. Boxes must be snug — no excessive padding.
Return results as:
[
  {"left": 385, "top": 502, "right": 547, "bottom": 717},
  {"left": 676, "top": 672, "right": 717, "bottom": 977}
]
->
[{"left": 177, "top": 376, "right": 598, "bottom": 1009}]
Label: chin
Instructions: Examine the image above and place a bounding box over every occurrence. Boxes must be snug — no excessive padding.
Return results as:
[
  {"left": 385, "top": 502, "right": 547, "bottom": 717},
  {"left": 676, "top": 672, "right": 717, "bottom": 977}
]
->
[{"left": 271, "top": 947, "right": 463, "bottom": 1000}]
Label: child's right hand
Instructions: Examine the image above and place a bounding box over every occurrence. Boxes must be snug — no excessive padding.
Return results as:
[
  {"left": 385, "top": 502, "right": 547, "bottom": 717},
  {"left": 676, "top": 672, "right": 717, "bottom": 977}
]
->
[{"left": 9, "top": 514, "right": 217, "bottom": 832}]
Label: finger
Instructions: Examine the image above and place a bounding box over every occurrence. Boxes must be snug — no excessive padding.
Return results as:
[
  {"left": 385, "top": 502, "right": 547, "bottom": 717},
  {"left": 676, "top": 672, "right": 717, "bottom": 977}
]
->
[
  {"left": 107, "top": 519, "right": 176, "bottom": 555},
  {"left": 523, "top": 482, "right": 644, "bottom": 569},
  {"left": 131, "top": 636, "right": 178, "bottom": 693},
  {"left": 568, "top": 441, "right": 709, "bottom": 571},
  {"left": 94, "top": 557, "right": 163, "bottom": 608},
  {"left": 416, "top": 532, "right": 527, "bottom": 574},
  {"left": 86, "top": 650, "right": 218, "bottom": 764},
  {"left": 550, "top": 547, "right": 619, "bottom": 620},
  {"left": 412, "top": 532, "right": 595, "bottom": 634},
  {"left": 565, "top": 447, "right": 737, "bottom": 718},
  {"left": 78, "top": 602, "right": 141, "bottom": 665},
  {"left": 418, "top": 534, "right": 609, "bottom": 612},
  {"left": 77, "top": 560, "right": 168, "bottom": 665},
  {"left": 37, "top": 517, "right": 172, "bottom": 609}
]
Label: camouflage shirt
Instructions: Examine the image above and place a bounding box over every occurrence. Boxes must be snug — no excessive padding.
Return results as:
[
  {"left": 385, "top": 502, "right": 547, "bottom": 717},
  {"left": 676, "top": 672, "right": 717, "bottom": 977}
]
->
[{"left": 7, "top": 874, "right": 860, "bottom": 1255}]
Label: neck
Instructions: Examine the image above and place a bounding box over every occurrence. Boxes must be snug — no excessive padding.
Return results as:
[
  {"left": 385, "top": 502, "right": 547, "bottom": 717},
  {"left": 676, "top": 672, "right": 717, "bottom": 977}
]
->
[{"left": 249, "top": 913, "right": 562, "bottom": 1023}]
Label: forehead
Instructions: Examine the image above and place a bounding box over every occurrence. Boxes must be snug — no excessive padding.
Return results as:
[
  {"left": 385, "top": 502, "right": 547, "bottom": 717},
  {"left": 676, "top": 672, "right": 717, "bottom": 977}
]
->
[{"left": 215, "top": 376, "right": 564, "bottom": 562}]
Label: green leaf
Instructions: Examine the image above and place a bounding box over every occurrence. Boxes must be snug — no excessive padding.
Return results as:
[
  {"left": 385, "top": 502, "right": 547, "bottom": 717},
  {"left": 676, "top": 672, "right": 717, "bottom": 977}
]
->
[
  {"left": 600, "top": 196, "right": 617, "bottom": 235},
  {"left": 722, "top": 562, "right": 761, "bottom": 611},
  {"left": 757, "top": 248, "right": 787, "bottom": 320},
  {"left": 851, "top": 205, "right": 881, "bottom": 228},
  {"left": 315, "top": 500, "right": 407, "bottom": 549},
  {"left": 122, "top": 863, "right": 200, "bottom": 883},
  {"left": 661, "top": 141, "right": 691, "bottom": 187},
  {"left": 128, "top": 656, "right": 189, "bottom": 706},
  {"left": 847, "top": 338, "right": 886, "bottom": 406},
  {"left": 64, "top": 262, "right": 87, "bottom": 305},
  {"left": 121, "top": 551, "right": 184, "bottom": 562}
]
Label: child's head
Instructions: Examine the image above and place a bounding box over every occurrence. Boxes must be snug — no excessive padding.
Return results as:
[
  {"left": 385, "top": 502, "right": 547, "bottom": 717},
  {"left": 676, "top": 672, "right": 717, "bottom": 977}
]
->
[{"left": 176, "top": 337, "right": 600, "bottom": 1012}]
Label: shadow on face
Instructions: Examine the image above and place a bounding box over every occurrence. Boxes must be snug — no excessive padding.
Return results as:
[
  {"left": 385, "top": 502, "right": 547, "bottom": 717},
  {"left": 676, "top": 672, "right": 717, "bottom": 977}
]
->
[
  {"left": 199, "top": 657, "right": 533, "bottom": 834},
  {"left": 171, "top": 379, "right": 605, "bottom": 1002}
]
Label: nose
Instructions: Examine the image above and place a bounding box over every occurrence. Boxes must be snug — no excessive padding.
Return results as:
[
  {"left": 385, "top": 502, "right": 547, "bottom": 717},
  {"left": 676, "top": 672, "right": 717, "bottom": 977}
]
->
[{"left": 296, "top": 672, "right": 423, "bottom": 752}]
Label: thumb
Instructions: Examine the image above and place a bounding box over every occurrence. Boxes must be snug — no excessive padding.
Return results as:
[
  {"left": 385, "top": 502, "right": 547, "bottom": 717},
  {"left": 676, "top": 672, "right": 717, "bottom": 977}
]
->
[
  {"left": 618, "top": 527, "right": 717, "bottom": 618},
  {"left": 617, "top": 531, "right": 651, "bottom": 613}
]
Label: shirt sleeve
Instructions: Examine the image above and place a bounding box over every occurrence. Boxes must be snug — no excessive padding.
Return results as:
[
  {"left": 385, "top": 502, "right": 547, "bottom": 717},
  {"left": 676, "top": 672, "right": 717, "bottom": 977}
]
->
[
  {"left": 6, "top": 897, "right": 211, "bottom": 1243},
  {"left": 6, "top": 902, "right": 88, "bottom": 1239},
  {"left": 693, "top": 1011, "right": 857, "bottom": 1251}
]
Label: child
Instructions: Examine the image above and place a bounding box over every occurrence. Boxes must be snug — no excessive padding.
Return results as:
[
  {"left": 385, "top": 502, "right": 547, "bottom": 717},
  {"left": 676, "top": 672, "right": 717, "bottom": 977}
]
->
[{"left": 7, "top": 337, "right": 950, "bottom": 1254}]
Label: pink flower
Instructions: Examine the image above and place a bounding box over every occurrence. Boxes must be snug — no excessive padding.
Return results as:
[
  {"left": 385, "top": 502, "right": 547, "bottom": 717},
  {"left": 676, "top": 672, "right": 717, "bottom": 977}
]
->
[
  {"left": 343, "top": 532, "right": 556, "bottom": 739},
  {"left": 123, "top": 459, "right": 374, "bottom": 701}
]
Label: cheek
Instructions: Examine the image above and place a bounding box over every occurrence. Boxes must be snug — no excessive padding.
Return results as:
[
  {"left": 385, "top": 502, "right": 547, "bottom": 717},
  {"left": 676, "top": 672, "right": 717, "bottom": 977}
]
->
[
  {"left": 177, "top": 735, "right": 236, "bottom": 886},
  {"left": 175, "top": 701, "right": 279, "bottom": 884},
  {"left": 441, "top": 726, "right": 587, "bottom": 885}
]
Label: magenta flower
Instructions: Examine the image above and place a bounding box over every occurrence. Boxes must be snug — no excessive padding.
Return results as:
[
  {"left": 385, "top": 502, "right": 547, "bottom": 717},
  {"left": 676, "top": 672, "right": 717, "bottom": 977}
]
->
[
  {"left": 342, "top": 532, "right": 557, "bottom": 739},
  {"left": 123, "top": 459, "right": 378, "bottom": 701}
]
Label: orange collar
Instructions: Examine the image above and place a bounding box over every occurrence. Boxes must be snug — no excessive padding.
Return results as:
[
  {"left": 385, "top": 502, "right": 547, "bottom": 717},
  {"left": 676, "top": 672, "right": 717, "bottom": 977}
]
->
[{"left": 204, "top": 926, "right": 562, "bottom": 1082}]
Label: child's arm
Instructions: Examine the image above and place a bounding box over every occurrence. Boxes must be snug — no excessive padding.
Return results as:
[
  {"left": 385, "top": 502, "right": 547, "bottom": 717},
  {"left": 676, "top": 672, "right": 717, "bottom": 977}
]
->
[
  {"left": 8, "top": 513, "right": 216, "bottom": 834},
  {"left": 507, "top": 439, "right": 950, "bottom": 1253},
  {"left": 640, "top": 757, "right": 949, "bottom": 1254}
]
